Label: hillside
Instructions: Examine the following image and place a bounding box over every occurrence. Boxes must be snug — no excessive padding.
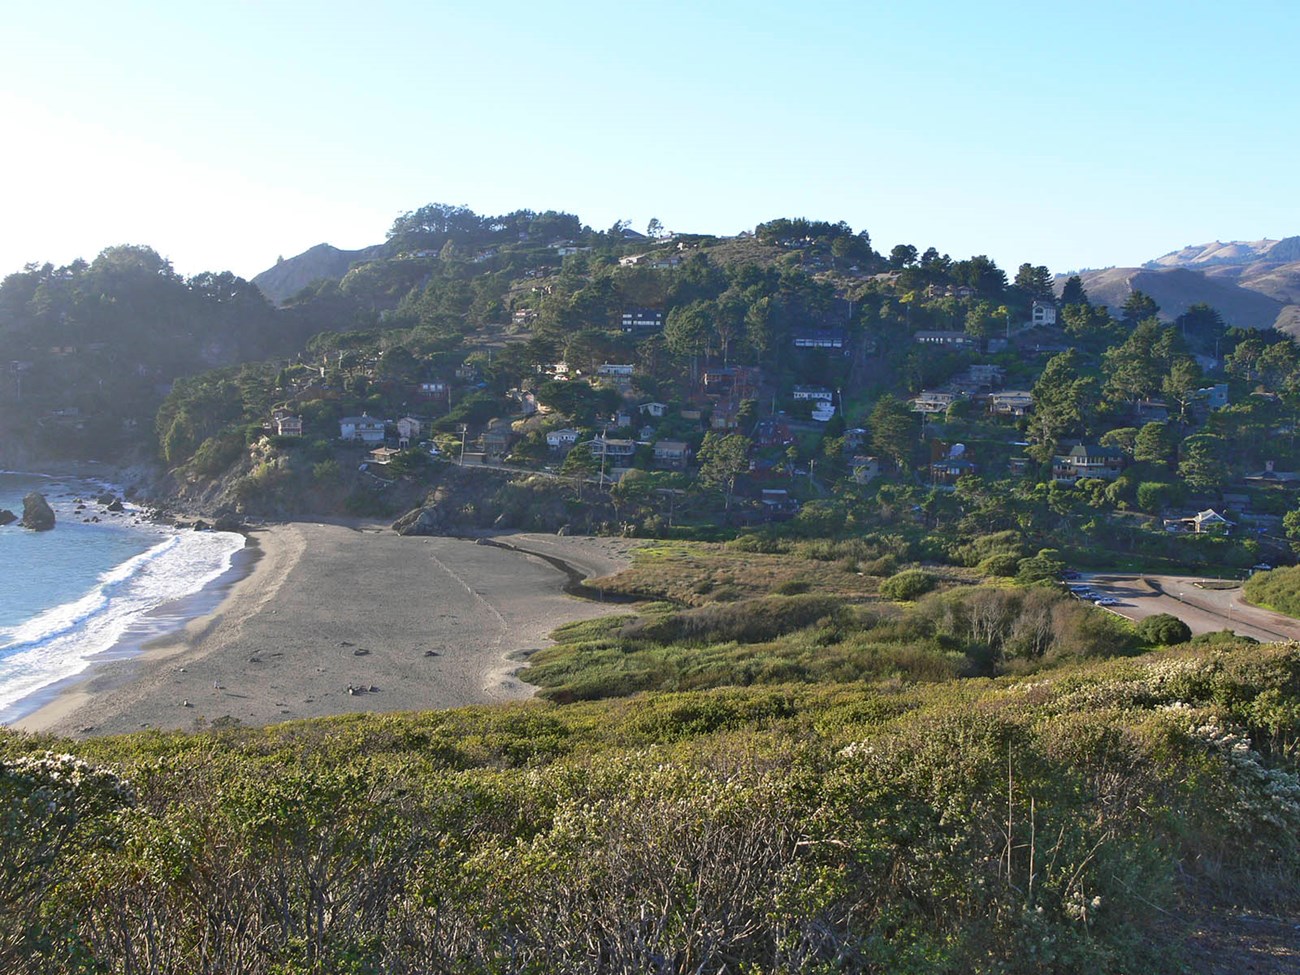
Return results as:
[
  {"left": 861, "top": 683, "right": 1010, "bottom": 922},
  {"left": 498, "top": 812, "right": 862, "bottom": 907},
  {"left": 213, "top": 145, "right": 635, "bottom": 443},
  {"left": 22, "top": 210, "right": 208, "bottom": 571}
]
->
[
  {"left": 1146, "top": 237, "right": 1283, "bottom": 268},
  {"left": 1070, "top": 265, "right": 1288, "bottom": 330},
  {"left": 251, "top": 241, "right": 388, "bottom": 304}
]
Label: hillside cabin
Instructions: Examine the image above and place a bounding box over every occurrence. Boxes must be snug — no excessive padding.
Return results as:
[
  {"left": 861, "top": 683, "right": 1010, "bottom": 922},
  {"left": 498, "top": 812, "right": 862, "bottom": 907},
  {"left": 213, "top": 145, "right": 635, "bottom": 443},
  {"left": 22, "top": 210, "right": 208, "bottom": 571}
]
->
[
  {"left": 340, "top": 414, "right": 386, "bottom": 443},
  {"left": 546, "top": 428, "right": 581, "bottom": 453},
  {"left": 792, "top": 385, "right": 834, "bottom": 402},
  {"left": 914, "top": 330, "right": 974, "bottom": 349},
  {"left": 653, "top": 440, "right": 691, "bottom": 469},
  {"left": 272, "top": 413, "right": 303, "bottom": 437},
  {"left": 912, "top": 390, "right": 958, "bottom": 414},
  {"left": 1031, "top": 300, "right": 1058, "bottom": 327},
  {"left": 588, "top": 437, "right": 637, "bottom": 461},
  {"left": 792, "top": 328, "right": 846, "bottom": 350},
  {"left": 1053, "top": 445, "right": 1125, "bottom": 483},
  {"left": 989, "top": 390, "right": 1034, "bottom": 416},
  {"left": 621, "top": 309, "right": 664, "bottom": 334},
  {"left": 396, "top": 416, "right": 421, "bottom": 447}
]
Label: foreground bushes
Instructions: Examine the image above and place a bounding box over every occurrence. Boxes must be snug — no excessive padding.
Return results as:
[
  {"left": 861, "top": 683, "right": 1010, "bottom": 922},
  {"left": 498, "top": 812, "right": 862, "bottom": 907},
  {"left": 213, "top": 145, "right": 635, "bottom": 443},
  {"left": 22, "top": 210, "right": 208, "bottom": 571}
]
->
[{"left": 3, "top": 643, "right": 1299, "bottom": 974}]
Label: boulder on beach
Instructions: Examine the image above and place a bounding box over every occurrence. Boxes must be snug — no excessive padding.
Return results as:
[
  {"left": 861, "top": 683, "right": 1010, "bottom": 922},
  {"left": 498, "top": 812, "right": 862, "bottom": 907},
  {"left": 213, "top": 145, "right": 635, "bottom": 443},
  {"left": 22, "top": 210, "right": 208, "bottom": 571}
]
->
[
  {"left": 0, "top": 509, "right": 16, "bottom": 526},
  {"left": 20, "top": 492, "right": 55, "bottom": 531},
  {"left": 392, "top": 505, "right": 446, "bottom": 536},
  {"left": 106, "top": 499, "right": 125, "bottom": 513}
]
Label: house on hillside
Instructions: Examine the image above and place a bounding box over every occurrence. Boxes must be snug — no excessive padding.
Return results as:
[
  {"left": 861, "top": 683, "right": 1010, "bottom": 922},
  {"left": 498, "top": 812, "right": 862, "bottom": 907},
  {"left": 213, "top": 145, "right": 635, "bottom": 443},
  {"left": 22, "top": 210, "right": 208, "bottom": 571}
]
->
[
  {"left": 1165, "top": 509, "right": 1235, "bottom": 534},
  {"left": 482, "top": 422, "right": 513, "bottom": 458},
  {"left": 851, "top": 455, "right": 881, "bottom": 484},
  {"left": 1031, "top": 300, "right": 1058, "bottom": 327},
  {"left": 1052, "top": 445, "right": 1125, "bottom": 483},
  {"left": 989, "top": 390, "right": 1034, "bottom": 417},
  {"left": 340, "top": 414, "right": 386, "bottom": 443},
  {"left": 621, "top": 309, "right": 664, "bottom": 334},
  {"left": 792, "top": 327, "right": 846, "bottom": 350},
  {"left": 792, "top": 385, "right": 834, "bottom": 402},
  {"left": 753, "top": 416, "right": 795, "bottom": 448},
  {"left": 588, "top": 437, "right": 637, "bottom": 464},
  {"left": 911, "top": 390, "right": 958, "bottom": 414},
  {"left": 545, "top": 428, "right": 581, "bottom": 453},
  {"left": 653, "top": 440, "right": 691, "bottom": 469},
  {"left": 931, "top": 456, "right": 978, "bottom": 486},
  {"left": 272, "top": 412, "right": 303, "bottom": 437},
  {"left": 914, "top": 330, "right": 974, "bottom": 349},
  {"left": 638, "top": 401, "right": 668, "bottom": 418},
  {"left": 396, "top": 416, "right": 421, "bottom": 448},
  {"left": 416, "top": 380, "right": 448, "bottom": 400},
  {"left": 369, "top": 446, "right": 401, "bottom": 465}
]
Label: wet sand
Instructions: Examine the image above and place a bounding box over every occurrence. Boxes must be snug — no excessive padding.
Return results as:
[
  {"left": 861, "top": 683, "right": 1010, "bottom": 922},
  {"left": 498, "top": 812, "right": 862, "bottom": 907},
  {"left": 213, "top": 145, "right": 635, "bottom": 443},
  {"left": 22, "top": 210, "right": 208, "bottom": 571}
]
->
[{"left": 12, "top": 524, "right": 640, "bottom": 738}]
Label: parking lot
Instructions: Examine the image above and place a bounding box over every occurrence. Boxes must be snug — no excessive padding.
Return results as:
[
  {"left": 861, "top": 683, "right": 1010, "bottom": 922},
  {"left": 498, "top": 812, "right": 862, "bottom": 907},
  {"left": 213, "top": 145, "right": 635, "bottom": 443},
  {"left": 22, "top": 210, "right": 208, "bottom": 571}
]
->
[{"left": 1074, "top": 573, "right": 1300, "bottom": 644}]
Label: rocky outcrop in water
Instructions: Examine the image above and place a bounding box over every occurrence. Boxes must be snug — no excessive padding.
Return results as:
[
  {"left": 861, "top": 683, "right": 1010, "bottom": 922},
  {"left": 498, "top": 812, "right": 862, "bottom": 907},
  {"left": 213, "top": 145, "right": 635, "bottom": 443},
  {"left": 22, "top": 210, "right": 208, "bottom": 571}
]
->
[
  {"left": 21, "top": 492, "right": 56, "bottom": 530},
  {"left": 0, "top": 509, "right": 16, "bottom": 526}
]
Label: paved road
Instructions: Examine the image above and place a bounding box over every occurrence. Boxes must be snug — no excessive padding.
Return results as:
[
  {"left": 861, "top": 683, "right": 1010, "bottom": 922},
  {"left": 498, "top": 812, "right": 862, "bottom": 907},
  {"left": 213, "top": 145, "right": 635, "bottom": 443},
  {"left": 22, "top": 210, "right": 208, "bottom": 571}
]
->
[{"left": 1078, "top": 573, "right": 1300, "bottom": 643}]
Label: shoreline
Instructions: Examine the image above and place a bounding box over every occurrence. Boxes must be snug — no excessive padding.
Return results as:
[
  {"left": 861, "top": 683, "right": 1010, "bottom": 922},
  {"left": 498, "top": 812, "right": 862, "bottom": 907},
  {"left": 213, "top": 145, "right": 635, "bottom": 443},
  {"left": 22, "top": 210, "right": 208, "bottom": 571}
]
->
[{"left": 10, "top": 523, "right": 641, "bottom": 739}]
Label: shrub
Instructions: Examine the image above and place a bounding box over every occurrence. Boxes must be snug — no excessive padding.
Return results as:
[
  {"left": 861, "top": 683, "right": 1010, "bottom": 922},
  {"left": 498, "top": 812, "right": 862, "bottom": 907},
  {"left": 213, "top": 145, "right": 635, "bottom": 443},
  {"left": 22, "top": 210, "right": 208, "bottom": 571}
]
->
[
  {"left": 1244, "top": 566, "right": 1300, "bottom": 619},
  {"left": 1136, "top": 613, "right": 1192, "bottom": 646},
  {"left": 976, "top": 551, "right": 1020, "bottom": 578},
  {"left": 620, "top": 594, "right": 846, "bottom": 646},
  {"left": 1016, "top": 548, "right": 1065, "bottom": 585},
  {"left": 880, "top": 569, "right": 937, "bottom": 602}
]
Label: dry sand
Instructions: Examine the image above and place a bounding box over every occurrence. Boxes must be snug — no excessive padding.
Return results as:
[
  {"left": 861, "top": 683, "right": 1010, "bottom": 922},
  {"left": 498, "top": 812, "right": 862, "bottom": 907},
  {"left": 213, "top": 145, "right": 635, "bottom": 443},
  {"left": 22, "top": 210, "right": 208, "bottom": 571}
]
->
[{"left": 12, "top": 524, "right": 641, "bottom": 738}]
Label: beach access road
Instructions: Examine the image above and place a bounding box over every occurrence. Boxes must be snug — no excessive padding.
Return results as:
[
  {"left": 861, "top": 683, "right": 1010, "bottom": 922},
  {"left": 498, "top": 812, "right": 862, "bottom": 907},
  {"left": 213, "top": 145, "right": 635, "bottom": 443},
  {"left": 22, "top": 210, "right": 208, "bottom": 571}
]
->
[{"left": 1078, "top": 573, "right": 1300, "bottom": 644}]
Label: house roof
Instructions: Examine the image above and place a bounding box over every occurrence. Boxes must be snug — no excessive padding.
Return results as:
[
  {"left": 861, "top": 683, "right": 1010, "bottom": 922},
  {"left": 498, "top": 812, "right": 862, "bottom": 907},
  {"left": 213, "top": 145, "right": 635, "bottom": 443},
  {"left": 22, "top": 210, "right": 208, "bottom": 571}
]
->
[{"left": 1067, "top": 444, "right": 1123, "bottom": 460}]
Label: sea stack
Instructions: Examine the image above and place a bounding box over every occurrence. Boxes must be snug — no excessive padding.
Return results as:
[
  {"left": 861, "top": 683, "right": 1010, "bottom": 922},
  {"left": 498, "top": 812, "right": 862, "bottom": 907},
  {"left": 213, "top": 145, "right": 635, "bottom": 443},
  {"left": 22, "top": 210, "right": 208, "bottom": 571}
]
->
[{"left": 20, "top": 492, "right": 56, "bottom": 531}]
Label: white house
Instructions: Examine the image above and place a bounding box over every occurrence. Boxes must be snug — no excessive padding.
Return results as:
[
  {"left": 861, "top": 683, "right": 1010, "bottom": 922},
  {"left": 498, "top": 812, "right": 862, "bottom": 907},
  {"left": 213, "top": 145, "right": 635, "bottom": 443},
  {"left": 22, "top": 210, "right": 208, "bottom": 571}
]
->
[
  {"left": 597, "top": 363, "right": 635, "bottom": 378},
  {"left": 638, "top": 401, "right": 668, "bottom": 418},
  {"left": 911, "top": 390, "right": 958, "bottom": 414},
  {"left": 545, "top": 428, "right": 581, "bottom": 452},
  {"left": 792, "top": 385, "right": 834, "bottom": 402},
  {"left": 340, "top": 414, "right": 386, "bottom": 443},
  {"left": 396, "top": 416, "right": 421, "bottom": 447},
  {"left": 1031, "top": 300, "right": 1058, "bottom": 327}
]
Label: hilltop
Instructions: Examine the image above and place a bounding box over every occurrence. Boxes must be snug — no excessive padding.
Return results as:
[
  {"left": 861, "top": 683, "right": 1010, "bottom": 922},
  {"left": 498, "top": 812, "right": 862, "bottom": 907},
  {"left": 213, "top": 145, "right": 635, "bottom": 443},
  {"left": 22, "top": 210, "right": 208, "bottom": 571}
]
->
[
  {"left": 1069, "top": 235, "right": 1300, "bottom": 336},
  {"left": 251, "top": 242, "right": 389, "bottom": 304}
]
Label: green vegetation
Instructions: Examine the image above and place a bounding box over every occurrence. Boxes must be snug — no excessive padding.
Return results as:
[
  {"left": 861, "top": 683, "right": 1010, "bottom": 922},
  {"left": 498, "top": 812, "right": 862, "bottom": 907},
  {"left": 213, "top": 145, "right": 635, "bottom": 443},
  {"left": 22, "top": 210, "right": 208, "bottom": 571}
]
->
[
  {"left": 1136, "top": 612, "right": 1194, "bottom": 645},
  {"left": 9, "top": 202, "right": 1300, "bottom": 970},
  {"left": 4, "top": 642, "right": 1298, "bottom": 973},
  {"left": 1243, "top": 565, "right": 1300, "bottom": 618}
]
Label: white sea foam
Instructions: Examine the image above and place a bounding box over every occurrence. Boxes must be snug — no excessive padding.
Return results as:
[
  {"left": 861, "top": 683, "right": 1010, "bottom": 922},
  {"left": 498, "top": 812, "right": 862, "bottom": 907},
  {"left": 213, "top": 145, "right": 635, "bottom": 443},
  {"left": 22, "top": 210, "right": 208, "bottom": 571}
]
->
[{"left": 0, "top": 525, "right": 246, "bottom": 721}]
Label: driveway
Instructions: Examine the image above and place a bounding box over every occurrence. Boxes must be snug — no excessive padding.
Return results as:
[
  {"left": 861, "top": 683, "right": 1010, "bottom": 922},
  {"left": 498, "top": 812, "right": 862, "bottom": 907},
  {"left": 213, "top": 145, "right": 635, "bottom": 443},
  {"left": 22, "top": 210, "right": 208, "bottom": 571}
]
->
[{"left": 1077, "top": 573, "right": 1300, "bottom": 643}]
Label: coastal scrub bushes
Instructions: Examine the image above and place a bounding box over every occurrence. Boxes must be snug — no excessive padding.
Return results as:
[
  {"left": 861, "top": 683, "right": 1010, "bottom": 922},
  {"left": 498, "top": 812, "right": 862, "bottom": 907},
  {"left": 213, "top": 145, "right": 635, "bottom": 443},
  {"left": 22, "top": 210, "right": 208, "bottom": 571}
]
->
[
  {"left": 619, "top": 593, "right": 847, "bottom": 646},
  {"left": 1137, "top": 612, "right": 1193, "bottom": 645},
  {"left": 1243, "top": 565, "right": 1300, "bottom": 618},
  {"left": 879, "top": 568, "right": 937, "bottom": 601},
  {"left": 3, "top": 642, "right": 1299, "bottom": 973}
]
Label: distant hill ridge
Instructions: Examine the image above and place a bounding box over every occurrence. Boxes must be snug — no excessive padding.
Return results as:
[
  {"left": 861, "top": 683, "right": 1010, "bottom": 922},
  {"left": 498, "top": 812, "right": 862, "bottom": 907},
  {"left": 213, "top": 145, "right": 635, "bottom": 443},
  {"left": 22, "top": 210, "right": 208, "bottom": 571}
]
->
[
  {"left": 1145, "top": 236, "right": 1300, "bottom": 269},
  {"left": 1056, "top": 234, "right": 1300, "bottom": 337},
  {"left": 252, "top": 242, "right": 387, "bottom": 305}
]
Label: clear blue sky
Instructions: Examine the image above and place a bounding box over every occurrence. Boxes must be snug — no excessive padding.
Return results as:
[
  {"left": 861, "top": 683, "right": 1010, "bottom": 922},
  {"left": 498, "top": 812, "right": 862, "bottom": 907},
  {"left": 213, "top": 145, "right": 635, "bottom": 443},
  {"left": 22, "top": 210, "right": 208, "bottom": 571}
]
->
[{"left": 2, "top": 1, "right": 1297, "bottom": 281}]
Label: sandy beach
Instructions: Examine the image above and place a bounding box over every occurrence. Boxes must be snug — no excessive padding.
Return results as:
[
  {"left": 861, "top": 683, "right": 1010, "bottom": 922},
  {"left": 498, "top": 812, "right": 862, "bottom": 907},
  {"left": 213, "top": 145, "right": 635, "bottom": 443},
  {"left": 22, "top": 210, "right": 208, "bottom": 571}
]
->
[{"left": 11, "top": 524, "right": 641, "bottom": 738}]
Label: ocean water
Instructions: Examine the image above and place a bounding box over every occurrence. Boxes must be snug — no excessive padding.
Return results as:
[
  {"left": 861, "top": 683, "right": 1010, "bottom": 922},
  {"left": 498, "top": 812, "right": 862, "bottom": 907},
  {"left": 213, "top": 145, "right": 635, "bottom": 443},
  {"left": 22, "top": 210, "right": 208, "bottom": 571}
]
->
[{"left": 0, "top": 471, "right": 246, "bottom": 722}]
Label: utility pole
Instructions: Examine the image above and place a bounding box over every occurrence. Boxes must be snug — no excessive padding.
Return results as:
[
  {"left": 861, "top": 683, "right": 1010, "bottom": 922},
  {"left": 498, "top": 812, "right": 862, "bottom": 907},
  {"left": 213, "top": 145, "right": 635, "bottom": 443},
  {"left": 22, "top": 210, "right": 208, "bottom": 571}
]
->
[{"left": 458, "top": 424, "right": 467, "bottom": 465}]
